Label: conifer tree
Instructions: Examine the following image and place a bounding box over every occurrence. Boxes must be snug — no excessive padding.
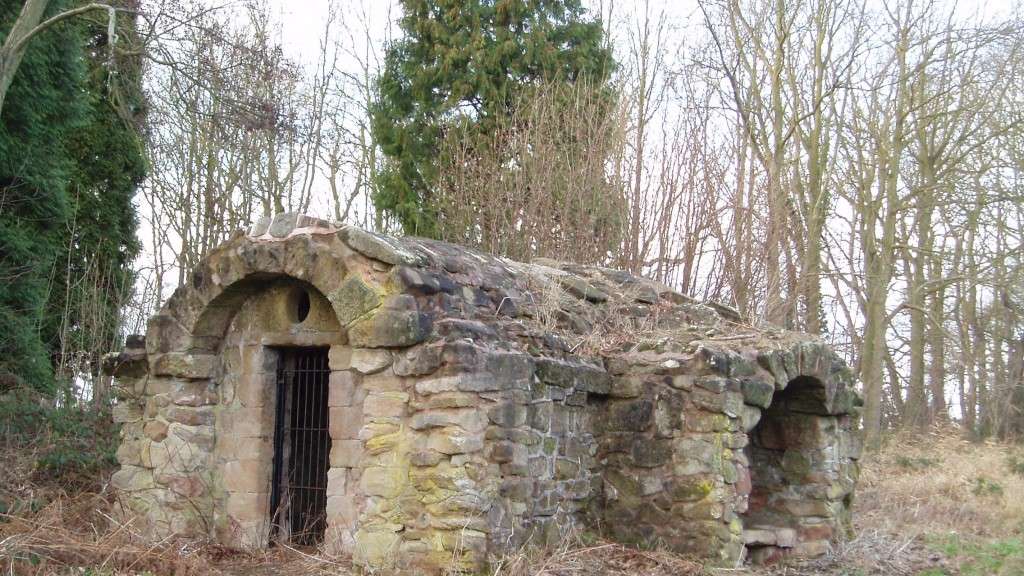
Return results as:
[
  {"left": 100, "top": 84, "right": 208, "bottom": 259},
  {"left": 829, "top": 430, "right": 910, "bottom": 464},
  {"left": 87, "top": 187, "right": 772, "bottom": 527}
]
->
[
  {"left": 370, "top": 0, "right": 614, "bottom": 236},
  {"left": 0, "top": 0, "right": 144, "bottom": 392}
]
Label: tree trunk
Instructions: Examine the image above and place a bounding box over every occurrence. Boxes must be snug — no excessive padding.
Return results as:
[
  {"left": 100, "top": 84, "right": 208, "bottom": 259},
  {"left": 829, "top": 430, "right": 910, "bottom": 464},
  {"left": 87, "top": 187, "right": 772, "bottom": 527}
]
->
[{"left": 0, "top": 0, "right": 51, "bottom": 113}]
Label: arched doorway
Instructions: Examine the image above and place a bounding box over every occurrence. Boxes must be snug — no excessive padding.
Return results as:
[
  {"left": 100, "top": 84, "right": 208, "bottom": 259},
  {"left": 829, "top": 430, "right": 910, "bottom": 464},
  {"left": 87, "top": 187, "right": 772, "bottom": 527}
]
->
[
  {"left": 743, "top": 376, "right": 837, "bottom": 562},
  {"left": 212, "top": 279, "right": 347, "bottom": 548}
]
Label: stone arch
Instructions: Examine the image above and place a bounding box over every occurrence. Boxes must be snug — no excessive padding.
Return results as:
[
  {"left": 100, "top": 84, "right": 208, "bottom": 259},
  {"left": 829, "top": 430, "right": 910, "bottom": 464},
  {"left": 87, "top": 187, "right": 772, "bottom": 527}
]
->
[
  {"left": 742, "top": 372, "right": 849, "bottom": 562},
  {"left": 145, "top": 231, "right": 353, "bottom": 356},
  {"left": 136, "top": 229, "right": 371, "bottom": 549}
]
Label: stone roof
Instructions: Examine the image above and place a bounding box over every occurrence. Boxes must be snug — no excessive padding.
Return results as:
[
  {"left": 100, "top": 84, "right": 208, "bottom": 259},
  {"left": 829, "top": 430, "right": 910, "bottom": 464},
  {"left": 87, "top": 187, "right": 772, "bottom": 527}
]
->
[
  {"left": 121, "top": 212, "right": 856, "bottom": 417},
  {"left": 247, "top": 213, "right": 826, "bottom": 351}
]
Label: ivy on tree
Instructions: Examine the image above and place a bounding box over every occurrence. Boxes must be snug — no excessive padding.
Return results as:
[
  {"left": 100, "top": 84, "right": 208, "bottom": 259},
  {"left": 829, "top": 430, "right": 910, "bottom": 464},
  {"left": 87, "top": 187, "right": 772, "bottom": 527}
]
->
[{"left": 370, "top": 0, "right": 614, "bottom": 236}]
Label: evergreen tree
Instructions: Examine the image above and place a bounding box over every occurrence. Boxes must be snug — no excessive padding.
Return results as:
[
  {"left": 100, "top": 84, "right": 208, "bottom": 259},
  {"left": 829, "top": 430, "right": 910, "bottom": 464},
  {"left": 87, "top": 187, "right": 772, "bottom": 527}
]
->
[
  {"left": 0, "top": 0, "right": 144, "bottom": 392},
  {"left": 370, "top": 0, "right": 614, "bottom": 236},
  {"left": 52, "top": 1, "right": 145, "bottom": 381}
]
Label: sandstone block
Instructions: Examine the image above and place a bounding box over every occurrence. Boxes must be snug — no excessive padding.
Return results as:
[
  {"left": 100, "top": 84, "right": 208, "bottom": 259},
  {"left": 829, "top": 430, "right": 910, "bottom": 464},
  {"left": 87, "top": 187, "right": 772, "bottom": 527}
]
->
[
  {"left": 695, "top": 377, "right": 728, "bottom": 393},
  {"left": 348, "top": 295, "right": 431, "bottom": 348},
  {"left": 328, "top": 371, "right": 356, "bottom": 406},
  {"left": 425, "top": 427, "right": 484, "bottom": 455},
  {"left": 143, "top": 419, "right": 169, "bottom": 441},
  {"left": 223, "top": 459, "right": 267, "bottom": 493},
  {"left": 410, "top": 408, "right": 486, "bottom": 432},
  {"left": 671, "top": 374, "right": 695, "bottom": 390},
  {"left": 360, "top": 466, "right": 406, "bottom": 497},
  {"left": 111, "top": 465, "right": 155, "bottom": 492},
  {"left": 393, "top": 343, "right": 444, "bottom": 376},
  {"left": 667, "top": 475, "right": 716, "bottom": 502},
  {"left": 672, "top": 437, "right": 721, "bottom": 476},
  {"left": 329, "top": 276, "right": 382, "bottom": 326},
  {"left": 166, "top": 406, "right": 215, "bottom": 426},
  {"left": 329, "top": 406, "right": 363, "bottom": 439},
  {"left": 328, "top": 346, "right": 353, "bottom": 370},
  {"left": 741, "top": 378, "right": 775, "bottom": 408},
  {"left": 363, "top": 392, "right": 408, "bottom": 418},
  {"left": 330, "top": 439, "right": 363, "bottom": 467},
  {"left": 487, "top": 402, "right": 527, "bottom": 427},
  {"left": 223, "top": 407, "right": 265, "bottom": 438},
  {"left": 112, "top": 401, "right": 143, "bottom": 423},
  {"left": 236, "top": 373, "right": 272, "bottom": 407},
  {"left": 151, "top": 353, "right": 217, "bottom": 379},
  {"left": 782, "top": 497, "right": 832, "bottom": 517},
  {"left": 116, "top": 440, "right": 143, "bottom": 466},
  {"left": 226, "top": 492, "right": 269, "bottom": 524},
  {"left": 171, "top": 380, "right": 219, "bottom": 407},
  {"left": 326, "top": 494, "right": 359, "bottom": 527},
  {"left": 351, "top": 348, "right": 392, "bottom": 374},
  {"left": 361, "top": 371, "right": 406, "bottom": 392},
  {"left": 604, "top": 400, "right": 653, "bottom": 432},
  {"left": 339, "top": 226, "right": 424, "bottom": 266},
  {"left": 353, "top": 528, "right": 402, "bottom": 569},
  {"left": 410, "top": 450, "right": 444, "bottom": 467},
  {"left": 558, "top": 275, "right": 608, "bottom": 303},
  {"left": 793, "top": 539, "right": 830, "bottom": 557},
  {"left": 610, "top": 375, "right": 643, "bottom": 398},
  {"left": 740, "top": 405, "right": 762, "bottom": 432},
  {"left": 358, "top": 421, "right": 399, "bottom": 441},
  {"left": 535, "top": 357, "right": 611, "bottom": 394},
  {"left": 686, "top": 410, "right": 732, "bottom": 433},
  {"left": 159, "top": 473, "right": 209, "bottom": 498},
  {"left": 723, "top": 391, "right": 744, "bottom": 417},
  {"left": 632, "top": 439, "right": 671, "bottom": 468},
  {"left": 365, "top": 430, "right": 402, "bottom": 455},
  {"left": 410, "top": 392, "right": 478, "bottom": 410}
]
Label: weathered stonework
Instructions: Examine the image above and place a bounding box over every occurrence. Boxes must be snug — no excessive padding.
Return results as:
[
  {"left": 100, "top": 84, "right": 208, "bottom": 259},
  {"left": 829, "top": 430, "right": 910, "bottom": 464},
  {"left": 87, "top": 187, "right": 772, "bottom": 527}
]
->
[{"left": 104, "top": 213, "right": 862, "bottom": 573}]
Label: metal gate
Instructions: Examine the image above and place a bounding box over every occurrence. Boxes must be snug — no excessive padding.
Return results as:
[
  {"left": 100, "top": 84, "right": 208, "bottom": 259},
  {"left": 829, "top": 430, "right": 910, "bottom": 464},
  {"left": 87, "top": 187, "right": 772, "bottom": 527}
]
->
[{"left": 270, "top": 347, "right": 331, "bottom": 546}]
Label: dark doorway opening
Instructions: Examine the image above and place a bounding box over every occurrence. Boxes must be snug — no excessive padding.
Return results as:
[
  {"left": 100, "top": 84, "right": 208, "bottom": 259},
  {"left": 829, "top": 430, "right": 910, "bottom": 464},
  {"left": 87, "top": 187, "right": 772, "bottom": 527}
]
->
[
  {"left": 271, "top": 347, "right": 331, "bottom": 546},
  {"left": 743, "top": 376, "right": 828, "bottom": 561}
]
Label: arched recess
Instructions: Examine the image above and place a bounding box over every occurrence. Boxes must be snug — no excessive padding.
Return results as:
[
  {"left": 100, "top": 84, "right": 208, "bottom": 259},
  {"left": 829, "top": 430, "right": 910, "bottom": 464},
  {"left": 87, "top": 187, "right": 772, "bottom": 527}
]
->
[
  {"left": 212, "top": 277, "right": 346, "bottom": 548},
  {"left": 742, "top": 375, "right": 841, "bottom": 561}
]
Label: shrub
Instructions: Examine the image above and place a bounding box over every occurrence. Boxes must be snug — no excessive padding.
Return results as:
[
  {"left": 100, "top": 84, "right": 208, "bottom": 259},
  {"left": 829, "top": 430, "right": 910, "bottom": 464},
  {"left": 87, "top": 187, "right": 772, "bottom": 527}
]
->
[
  {"left": 971, "top": 476, "right": 1005, "bottom": 498},
  {"left": 0, "top": 387, "right": 119, "bottom": 492},
  {"left": 1006, "top": 453, "right": 1024, "bottom": 477},
  {"left": 895, "top": 455, "right": 941, "bottom": 470}
]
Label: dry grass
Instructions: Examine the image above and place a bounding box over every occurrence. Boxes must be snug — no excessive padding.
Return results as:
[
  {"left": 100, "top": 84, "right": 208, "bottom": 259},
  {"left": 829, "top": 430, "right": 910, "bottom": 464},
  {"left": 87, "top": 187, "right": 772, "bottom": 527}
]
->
[
  {"left": 489, "top": 530, "right": 703, "bottom": 576},
  {"left": 4, "top": 426, "right": 1023, "bottom": 575},
  {"left": 0, "top": 403, "right": 346, "bottom": 576},
  {"left": 858, "top": 427, "right": 1024, "bottom": 540},
  {"left": 0, "top": 489, "right": 349, "bottom": 575}
]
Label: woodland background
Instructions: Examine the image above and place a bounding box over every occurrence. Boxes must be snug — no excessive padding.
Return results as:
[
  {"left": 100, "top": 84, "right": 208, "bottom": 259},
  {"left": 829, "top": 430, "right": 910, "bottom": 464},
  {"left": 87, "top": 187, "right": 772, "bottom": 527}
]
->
[{"left": 0, "top": 0, "right": 1022, "bottom": 454}]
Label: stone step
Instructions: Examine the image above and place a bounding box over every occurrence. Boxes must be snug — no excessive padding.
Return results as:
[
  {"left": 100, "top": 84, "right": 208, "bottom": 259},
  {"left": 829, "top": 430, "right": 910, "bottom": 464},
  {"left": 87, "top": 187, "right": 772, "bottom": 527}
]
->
[{"left": 742, "top": 525, "right": 797, "bottom": 548}]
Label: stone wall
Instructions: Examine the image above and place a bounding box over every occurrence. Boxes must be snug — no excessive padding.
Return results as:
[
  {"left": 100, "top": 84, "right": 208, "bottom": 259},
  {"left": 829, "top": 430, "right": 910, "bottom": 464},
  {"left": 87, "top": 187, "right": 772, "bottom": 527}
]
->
[
  {"left": 105, "top": 212, "right": 862, "bottom": 574},
  {"left": 591, "top": 345, "right": 860, "bottom": 565}
]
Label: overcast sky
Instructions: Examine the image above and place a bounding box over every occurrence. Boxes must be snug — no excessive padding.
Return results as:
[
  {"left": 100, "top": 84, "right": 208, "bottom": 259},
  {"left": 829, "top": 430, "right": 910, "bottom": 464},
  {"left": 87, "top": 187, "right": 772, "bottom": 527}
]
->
[
  {"left": 261, "top": 0, "right": 1016, "bottom": 68},
  {"left": 262, "top": 0, "right": 700, "bottom": 65}
]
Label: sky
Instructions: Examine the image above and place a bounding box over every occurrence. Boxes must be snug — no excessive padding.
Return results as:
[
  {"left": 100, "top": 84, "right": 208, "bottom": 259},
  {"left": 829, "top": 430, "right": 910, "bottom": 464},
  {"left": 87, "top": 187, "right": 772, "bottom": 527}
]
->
[
  {"left": 262, "top": 0, "right": 700, "bottom": 64},
  {"left": 261, "top": 0, "right": 1017, "bottom": 67}
]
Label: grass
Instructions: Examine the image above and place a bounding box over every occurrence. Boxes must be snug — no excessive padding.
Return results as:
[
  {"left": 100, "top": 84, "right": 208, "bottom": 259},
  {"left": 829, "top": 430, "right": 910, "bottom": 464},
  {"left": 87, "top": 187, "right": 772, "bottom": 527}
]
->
[
  {"left": 3, "top": 404, "right": 1024, "bottom": 575},
  {"left": 920, "top": 534, "right": 1024, "bottom": 576}
]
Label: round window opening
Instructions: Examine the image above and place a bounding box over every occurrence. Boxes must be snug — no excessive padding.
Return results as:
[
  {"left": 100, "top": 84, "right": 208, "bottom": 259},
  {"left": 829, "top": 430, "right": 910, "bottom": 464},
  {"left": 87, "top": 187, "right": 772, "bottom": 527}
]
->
[{"left": 288, "top": 286, "right": 311, "bottom": 324}]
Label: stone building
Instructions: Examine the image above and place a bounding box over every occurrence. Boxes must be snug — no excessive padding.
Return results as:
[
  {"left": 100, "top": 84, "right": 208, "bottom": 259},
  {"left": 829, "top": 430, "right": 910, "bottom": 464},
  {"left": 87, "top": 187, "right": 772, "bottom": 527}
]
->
[{"left": 105, "top": 213, "right": 862, "bottom": 573}]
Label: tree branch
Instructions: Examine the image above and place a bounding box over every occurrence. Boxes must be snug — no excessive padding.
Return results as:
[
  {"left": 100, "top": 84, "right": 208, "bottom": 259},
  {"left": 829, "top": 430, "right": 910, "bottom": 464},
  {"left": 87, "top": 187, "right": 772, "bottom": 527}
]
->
[{"left": 13, "top": 3, "right": 129, "bottom": 55}]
